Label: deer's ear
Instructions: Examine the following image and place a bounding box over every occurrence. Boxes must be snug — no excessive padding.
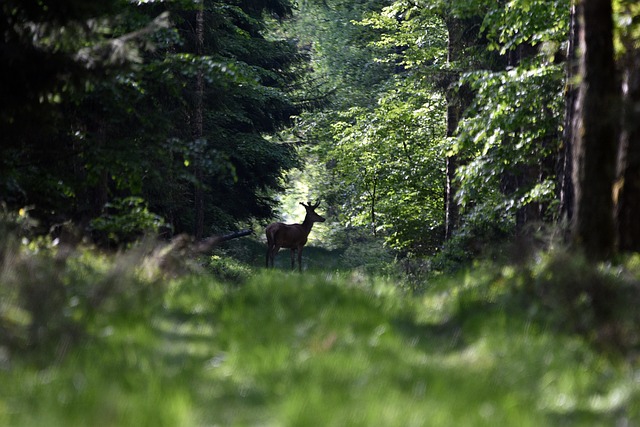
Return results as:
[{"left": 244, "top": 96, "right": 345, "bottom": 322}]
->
[{"left": 300, "top": 202, "right": 307, "bottom": 207}]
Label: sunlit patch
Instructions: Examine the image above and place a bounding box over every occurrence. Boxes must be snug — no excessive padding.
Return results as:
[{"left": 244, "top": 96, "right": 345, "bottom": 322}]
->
[
  {"left": 588, "top": 384, "right": 633, "bottom": 412},
  {"left": 418, "top": 290, "right": 453, "bottom": 323},
  {"left": 434, "top": 338, "right": 496, "bottom": 371}
]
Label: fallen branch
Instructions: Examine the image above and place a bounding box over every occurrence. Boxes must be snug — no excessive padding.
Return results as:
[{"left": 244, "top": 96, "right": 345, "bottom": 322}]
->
[
  {"left": 146, "top": 228, "right": 253, "bottom": 276},
  {"left": 193, "top": 229, "right": 253, "bottom": 253}
]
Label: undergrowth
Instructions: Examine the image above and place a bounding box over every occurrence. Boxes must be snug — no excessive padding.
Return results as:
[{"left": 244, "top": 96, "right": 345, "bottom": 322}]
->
[{"left": 1, "top": 225, "right": 639, "bottom": 426}]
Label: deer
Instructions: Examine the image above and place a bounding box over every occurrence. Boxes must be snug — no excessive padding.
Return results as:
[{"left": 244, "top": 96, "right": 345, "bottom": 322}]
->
[{"left": 265, "top": 201, "right": 326, "bottom": 271}]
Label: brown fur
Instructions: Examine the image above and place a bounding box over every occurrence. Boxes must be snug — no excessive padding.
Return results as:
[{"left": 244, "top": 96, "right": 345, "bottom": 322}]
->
[{"left": 266, "top": 201, "right": 325, "bottom": 271}]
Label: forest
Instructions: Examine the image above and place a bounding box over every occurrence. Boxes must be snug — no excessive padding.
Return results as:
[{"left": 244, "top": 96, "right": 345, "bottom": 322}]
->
[{"left": 1, "top": 0, "right": 640, "bottom": 425}]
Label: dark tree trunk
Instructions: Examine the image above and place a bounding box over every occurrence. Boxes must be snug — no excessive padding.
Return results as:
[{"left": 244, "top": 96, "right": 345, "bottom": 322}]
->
[
  {"left": 443, "top": 17, "right": 463, "bottom": 241},
  {"left": 559, "top": 1, "right": 579, "bottom": 223},
  {"left": 86, "top": 123, "right": 109, "bottom": 222},
  {"left": 370, "top": 174, "right": 378, "bottom": 237},
  {"left": 441, "top": 13, "right": 482, "bottom": 240},
  {"left": 616, "top": 22, "right": 640, "bottom": 252},
  {"left": 193, "top": 3, "right": 205, "bottom": 239},
  {"left": 571, "top": 0, "right": 619, "bottom": 259}
]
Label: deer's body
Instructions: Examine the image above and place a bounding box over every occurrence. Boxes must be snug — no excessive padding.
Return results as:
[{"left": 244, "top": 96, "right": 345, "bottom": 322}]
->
[{"left": 266, "top": 201, "right": 325, "bottom": 271}]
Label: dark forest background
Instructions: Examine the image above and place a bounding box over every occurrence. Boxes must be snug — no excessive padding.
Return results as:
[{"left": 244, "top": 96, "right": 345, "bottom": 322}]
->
[{"left": 2, "top": 2, "right": 640, "bottom": 425}]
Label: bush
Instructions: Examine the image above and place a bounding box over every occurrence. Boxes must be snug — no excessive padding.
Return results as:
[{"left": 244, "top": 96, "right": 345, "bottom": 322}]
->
[
  {"left": 340, "top": 240, "right": 400, "bottom": 277},
  {"left": 430, "top": 206, "right": 513, "bottom": 273},
  {"left": 90, "top": 197, "right": 166, "bottom": 247},
  {"left": 524, "top": 251, "right": 640, "bottom": 350},
  {"left": 208, "top": 255, "right": 252, "bottom": 284},
  {"left": 446, "top": 250, "right": 640, "bottom": 352},
  {"left": 0, "top": 226, "right": 166, "bottom": 363}
]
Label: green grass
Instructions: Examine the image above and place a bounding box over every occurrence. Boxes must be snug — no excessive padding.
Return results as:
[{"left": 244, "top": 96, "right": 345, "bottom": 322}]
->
[{"left": 1, "top": 249, "right": 639, "bottom": 426}]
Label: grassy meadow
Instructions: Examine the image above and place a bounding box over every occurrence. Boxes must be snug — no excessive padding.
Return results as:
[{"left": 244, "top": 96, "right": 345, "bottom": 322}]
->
[{"left": 1, "top": 236, "right": 639, "bottom": 426}]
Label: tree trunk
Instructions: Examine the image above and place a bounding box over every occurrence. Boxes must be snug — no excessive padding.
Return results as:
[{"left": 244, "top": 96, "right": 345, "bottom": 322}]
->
[
  {"left": 571, "top": 0, "right": 619, "bottom": 259},
  {"left": 616, "top": 21, "right": 640, "bottom": 252},
  {"left": 441, "top": 12, "right": 482, "bottom": 241},
  {"left": 444, "top": 136, "right": 458, "bottom": 240},
  {"left": 88, "top": 123, "right": 109, "bottom": 221},
  {"left": 559, "top": 1, "right": 579, "bottom": 223},
  {"left": 443, "top": 17, "right": 463, "bottom": 241},
  {"left": 193, "top": 2, "right": 205, "bottom": 239},
  {"left": 370, "top": 174, "right": 378, "bottom": 237}
]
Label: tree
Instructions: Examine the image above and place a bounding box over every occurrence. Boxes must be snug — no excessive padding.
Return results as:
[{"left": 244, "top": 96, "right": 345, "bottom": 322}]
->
[
  {"left": 193, "top": 1, "right": 206, "bottom": 239},
  {"left": 327, "top": 86, "right": 447, "bottom": 251},
  {"left": 0, "top": 0, "right": 172, "bottom": 228},
  {"left": 560, "top": 1, "right": 579, "bottom": 222},
  {"left": 0, "top": 0, "right": 308, "bottom": 241},
  {"left": 159, "top": 0, "right": 305, "bottom": 234},
  {"left": 616, "top": 0, "right": 640, "bottom": 252},
  {"left": 571, "top": 0, "right": 619, "bottom": 259},
  {"left": 441, "top": 13, "right": 480, "bottom": 240},
  {"left": 298, "top": 0, "right": 451, "bottom": 252}
]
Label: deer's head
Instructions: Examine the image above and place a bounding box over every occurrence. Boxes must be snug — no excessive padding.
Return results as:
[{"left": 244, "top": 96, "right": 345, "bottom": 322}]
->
[{"left": 300, "top": 201, "right": 326, "bottom": 224}]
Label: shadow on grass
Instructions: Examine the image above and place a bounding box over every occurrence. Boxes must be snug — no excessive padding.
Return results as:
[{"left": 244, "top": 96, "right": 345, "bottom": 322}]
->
[
  {"left": 155, "top": 272, "right": 523, "bottom": 424},
  {"left": 165, "top": 263, "right": 637, "bottom": 425},
  {"left": 8, "top": 264, "right": 631, "bottom": 426}
]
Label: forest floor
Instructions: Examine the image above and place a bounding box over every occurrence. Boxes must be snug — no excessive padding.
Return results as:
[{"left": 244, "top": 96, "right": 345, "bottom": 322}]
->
[{"left": 1, "top": 243, "right": 639, "bottom": 426}]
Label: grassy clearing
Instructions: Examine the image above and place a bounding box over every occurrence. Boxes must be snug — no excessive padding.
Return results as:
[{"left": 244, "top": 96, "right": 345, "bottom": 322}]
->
[{"left": 1, "top": 242, "right": 639, "bottom": 426}]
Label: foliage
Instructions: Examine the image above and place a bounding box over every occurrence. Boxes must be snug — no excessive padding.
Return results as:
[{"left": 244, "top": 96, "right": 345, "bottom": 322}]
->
[
  {"left": 89, "top": 197, "right": 166, "bottom": 247},
  {"left": 358, "top": 0, "right": 448, "bottom": 70},
  {"left": 207, "top": 254, "right": 253, "bottom": 284},
  {"left": 615, "top": 0, "right": 640, "bottom": 54},
  {"left": 429, "top": 204, "right": 514, "bottom": 272},
  {"left": 282, "top": 0, "right": 453, "bottom": 253},
  {"left": 326, "top": 82, "right": 447, "bottom": 251},
  {"left": 0, "top": 232, "right": 165, "bottom": 362},
  {"left": 0, "top": 0, "right": 308, "bottom": 242},
  {"left": 280, "top": 0, "right": 568, "bottom": 254},
  {"left": 480, "top": 0, "right": 570, "bottom": 54},
  {"left": 456, "top": 64, "right": 564, "bottom": 218},
  {"left": 286, "top": 0, "right": 393, "bottom": 109},
  {"left": 2, "top": 0, "right": 638, "bottom": 260}
]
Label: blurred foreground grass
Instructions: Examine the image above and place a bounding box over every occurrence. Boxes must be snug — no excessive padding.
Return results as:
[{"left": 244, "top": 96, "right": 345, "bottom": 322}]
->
[{"left": 1, "top": 244, "right": 639, "bottom": 426}]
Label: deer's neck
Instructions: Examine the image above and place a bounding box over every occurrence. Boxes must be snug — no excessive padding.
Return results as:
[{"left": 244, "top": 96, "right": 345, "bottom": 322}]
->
[{"left": 301, "top": 216, "right": 315, "bottom": 232}]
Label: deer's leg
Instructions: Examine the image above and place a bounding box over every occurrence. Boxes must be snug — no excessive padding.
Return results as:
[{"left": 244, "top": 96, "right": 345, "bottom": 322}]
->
[
  {"left": 266, "top": 244, "right": 271, "bottom": 268},
  {"left": 269, "top": 245, "right": 280, "bottom": 268},
  {"left": 290, "top": 249, "right": 296, "bottom": 269},
  {"left": 297, "top": 247, "right": 303, "bottom": 272}
]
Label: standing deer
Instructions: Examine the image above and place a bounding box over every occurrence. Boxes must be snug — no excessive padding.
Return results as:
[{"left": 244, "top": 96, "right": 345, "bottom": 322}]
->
[{"left": 265, "top": 201, "right": 326, "bottom": 271}]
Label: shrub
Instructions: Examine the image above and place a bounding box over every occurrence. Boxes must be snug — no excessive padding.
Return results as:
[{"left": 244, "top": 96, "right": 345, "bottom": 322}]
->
[
  {"left": 430, "top": 206, "right": 514, "bottom": 273},
  {"left": 0, "top": 225, "right": 166, "bottom": 363},
  {"left": 525, "top": 251, "right": 640, "bottom": 350},
  {"left": 90, "top": 197, "right": 166, "bottom": 247},
  {"left": 208, "top": 255, "right": 252, "bottom": 284}
]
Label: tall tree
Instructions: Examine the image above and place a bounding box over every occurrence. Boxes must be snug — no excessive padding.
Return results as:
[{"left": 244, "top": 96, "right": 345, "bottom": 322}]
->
[
  {"left": 560, "top": 1, "right": 579, "bottom": 222},
  {"left": 0, "top": 0, "right": 307, "bottom": 241},
  {"left": 571, "top": 0, "right": 619, "bottom": 259},
  {"left": 616, "top": 1, "right": 640, "bottom": 252},
  {"left": 442, "top": 14, "right": 477, "bottom": 240},
  {"left": 193, "top": 1, "right": 206, "bottom": 239},
  {"left": 443, "top": 16, "right": 463, "bottom": 241},
  {"left": 0, "top": 0, "right": 171, "bottom": 227}
]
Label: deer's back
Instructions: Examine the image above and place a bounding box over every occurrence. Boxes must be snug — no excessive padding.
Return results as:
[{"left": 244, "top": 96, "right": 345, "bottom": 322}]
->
[{"left": 266, "top": 223, "right": 308, "bottom": 248}]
